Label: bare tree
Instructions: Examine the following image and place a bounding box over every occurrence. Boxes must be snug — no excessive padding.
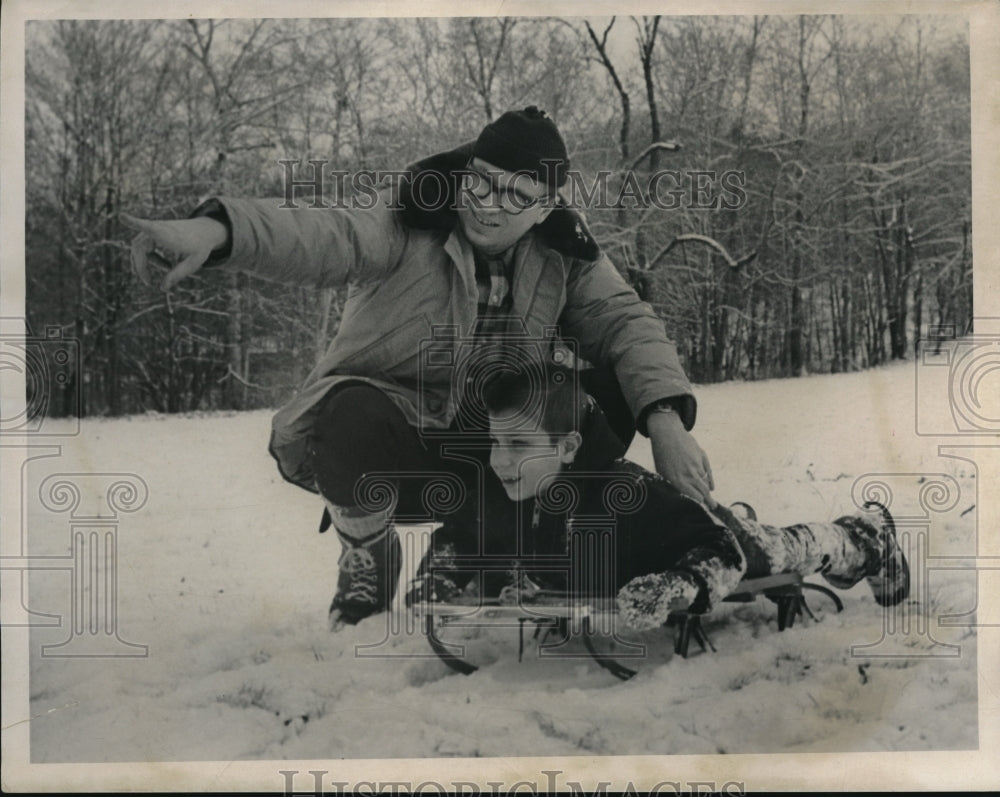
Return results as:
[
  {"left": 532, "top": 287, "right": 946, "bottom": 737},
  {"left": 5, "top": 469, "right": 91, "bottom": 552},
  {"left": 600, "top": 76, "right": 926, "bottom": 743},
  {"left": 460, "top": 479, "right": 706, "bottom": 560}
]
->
[
  {"left": 24, "top": 16, "right": 972, "bottom": 416},
  {"left": 585, "top": 18, "right": 631, "bottom": 163}
]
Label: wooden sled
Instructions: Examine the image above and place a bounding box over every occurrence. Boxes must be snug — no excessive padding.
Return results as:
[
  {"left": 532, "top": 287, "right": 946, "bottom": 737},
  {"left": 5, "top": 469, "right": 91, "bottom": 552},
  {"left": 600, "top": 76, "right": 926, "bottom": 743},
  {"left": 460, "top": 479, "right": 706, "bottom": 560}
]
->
[{"left": 415, "top": 573, "right": 844, "bottom": 681}]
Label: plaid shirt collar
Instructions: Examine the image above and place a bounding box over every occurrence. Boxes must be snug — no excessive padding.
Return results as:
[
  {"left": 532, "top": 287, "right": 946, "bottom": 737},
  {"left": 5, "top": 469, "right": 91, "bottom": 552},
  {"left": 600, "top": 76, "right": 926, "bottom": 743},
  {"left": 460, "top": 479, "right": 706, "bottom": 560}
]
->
[{"left": 474, "top": 249, "right": 514, "bottom": 313}]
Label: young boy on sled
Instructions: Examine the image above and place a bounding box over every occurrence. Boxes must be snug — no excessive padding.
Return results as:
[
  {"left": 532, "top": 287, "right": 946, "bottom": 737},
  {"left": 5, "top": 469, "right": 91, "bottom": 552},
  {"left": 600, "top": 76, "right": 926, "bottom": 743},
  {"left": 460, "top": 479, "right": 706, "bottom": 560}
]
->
[{"left": 407, "top": 365, "right": 910, "bottom": 630}]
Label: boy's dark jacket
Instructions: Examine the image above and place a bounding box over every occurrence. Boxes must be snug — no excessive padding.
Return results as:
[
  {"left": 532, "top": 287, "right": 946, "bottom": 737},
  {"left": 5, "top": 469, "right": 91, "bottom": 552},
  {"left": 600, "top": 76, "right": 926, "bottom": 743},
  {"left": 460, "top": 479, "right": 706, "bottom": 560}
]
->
[{"left": 430, "top": 401, "right": 746, "bottom": 611}]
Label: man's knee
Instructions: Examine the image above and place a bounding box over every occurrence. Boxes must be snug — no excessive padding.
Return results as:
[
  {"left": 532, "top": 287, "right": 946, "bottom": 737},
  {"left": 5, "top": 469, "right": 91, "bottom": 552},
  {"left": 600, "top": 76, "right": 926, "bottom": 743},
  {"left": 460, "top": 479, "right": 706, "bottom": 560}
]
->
[
  {"left": 309, "top": 384, "right": 414, "bottom": 507},
  {"left": 313, "top": 383, "right": 401, "bottom": 443}
]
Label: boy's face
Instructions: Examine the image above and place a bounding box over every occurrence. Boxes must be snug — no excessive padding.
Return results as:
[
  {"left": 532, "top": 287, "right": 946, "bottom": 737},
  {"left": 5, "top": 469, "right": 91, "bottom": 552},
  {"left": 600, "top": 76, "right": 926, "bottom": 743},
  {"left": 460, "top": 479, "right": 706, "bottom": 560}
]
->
[{"left": 488, "top": 413, "right": 581, "bottom": 502}]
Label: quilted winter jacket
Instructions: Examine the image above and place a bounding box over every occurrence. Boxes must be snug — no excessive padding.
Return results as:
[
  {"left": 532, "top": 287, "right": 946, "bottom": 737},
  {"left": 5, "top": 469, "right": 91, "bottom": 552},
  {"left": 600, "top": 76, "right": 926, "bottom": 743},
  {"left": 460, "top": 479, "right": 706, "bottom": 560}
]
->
[{"left": 201, "top": 150, "right": 696, "bottom": 493}]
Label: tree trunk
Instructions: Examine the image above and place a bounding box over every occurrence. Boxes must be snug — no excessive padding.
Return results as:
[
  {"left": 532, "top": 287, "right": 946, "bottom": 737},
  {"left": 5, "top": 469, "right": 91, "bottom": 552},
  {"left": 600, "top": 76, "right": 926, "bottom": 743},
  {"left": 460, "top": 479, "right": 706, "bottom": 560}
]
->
[
  {"left": 103, "top": 185, "right": 121, "bottom": 416},
  {"left": 639, "top": 16, "right": 661, "bottom": 171}
]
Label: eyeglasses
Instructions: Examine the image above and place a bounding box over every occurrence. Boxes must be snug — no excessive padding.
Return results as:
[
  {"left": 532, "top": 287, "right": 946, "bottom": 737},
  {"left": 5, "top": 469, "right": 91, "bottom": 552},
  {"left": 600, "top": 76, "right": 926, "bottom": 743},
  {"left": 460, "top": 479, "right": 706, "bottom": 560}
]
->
[{"left": 460, "top": 165, "right": 549, "bottom": 216}]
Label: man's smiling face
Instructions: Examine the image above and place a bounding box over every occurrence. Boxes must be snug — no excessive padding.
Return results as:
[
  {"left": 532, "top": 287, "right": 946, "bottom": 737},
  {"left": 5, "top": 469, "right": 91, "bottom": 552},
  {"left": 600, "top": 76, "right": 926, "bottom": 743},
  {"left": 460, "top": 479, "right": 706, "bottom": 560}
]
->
[{"left": 456, "top": 158, "right": 556, "bottom": 255}]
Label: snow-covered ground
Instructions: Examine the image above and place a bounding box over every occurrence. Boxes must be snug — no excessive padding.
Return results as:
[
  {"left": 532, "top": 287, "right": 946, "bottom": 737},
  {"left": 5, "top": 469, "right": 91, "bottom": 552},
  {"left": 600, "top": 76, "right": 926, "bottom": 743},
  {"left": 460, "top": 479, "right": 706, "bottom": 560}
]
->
[{"left": 22, "top": 361, "right": 982, "bottom": 763}]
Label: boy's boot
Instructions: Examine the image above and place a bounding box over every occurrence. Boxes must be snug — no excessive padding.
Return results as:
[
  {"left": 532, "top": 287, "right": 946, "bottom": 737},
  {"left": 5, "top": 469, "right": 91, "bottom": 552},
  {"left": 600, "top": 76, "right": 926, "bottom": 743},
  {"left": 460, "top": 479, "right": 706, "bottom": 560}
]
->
[
  {"left": 327, "top": 504, "right": 402, "bottom": 630},
  {"left": 827, "top": 501, "right": 910, "bottom": 606},
  {"left": 858, "top": 501, "right": 910, "bottom": 606}
]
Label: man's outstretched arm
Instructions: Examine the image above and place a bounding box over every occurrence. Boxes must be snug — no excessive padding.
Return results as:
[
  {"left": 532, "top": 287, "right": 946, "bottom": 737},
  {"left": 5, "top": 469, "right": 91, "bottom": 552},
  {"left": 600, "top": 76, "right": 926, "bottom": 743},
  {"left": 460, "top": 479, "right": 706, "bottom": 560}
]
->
[{"left": 123, "top": 194, "right": 405, "bottom": 290}]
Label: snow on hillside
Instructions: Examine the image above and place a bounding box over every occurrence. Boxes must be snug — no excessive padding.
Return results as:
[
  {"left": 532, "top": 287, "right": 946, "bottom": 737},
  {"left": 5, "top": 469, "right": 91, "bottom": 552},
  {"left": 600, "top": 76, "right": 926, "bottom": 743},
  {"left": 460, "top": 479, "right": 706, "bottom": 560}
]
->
[{"left": 24, "top": 361, "right": 980, "bottom": 764}]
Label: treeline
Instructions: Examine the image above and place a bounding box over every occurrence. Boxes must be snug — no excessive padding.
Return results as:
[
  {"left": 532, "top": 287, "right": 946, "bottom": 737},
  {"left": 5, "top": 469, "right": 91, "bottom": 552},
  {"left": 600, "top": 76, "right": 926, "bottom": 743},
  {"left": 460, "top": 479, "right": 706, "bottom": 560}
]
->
[{"left": 24, "top": 15, "right": 972, "bottom": 415}]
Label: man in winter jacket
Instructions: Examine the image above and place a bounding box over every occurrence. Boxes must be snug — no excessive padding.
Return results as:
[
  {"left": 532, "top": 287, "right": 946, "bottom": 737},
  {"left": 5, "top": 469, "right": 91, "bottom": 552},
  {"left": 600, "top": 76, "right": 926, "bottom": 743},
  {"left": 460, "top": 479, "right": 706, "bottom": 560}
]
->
[
  {"left": 123, "top": 106, "right": 715, "bottom": 630},
  {"left": 409, "top": 366, "right": 910, "bottom": 630}
]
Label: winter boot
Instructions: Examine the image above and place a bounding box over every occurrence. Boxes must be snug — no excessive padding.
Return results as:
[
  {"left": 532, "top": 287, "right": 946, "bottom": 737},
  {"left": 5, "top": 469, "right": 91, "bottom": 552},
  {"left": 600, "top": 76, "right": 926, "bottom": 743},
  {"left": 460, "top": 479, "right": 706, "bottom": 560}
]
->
[
  {"left": 327, "top": 504, "right": 402, "bottom": 630},
  {"left": 829, "top": 501, "right": 910, "bottom": 606},
  {"left": 860, "top": 501, "right": 910, "bottom": 606},
  {"left": 616, "top": 571, "right": 703, "bottom": 631},
  {"left": 405, "top": 571, "right": 464, "bottom": 607},
  {"left": 405, "top": 541, "right": 464, "bottom": 608},
  {"left": 404, "top": 523, "right": 486, "bottom": 608},
  {"left": 729, "top": 501, "right": 758, "bottom": 522}
]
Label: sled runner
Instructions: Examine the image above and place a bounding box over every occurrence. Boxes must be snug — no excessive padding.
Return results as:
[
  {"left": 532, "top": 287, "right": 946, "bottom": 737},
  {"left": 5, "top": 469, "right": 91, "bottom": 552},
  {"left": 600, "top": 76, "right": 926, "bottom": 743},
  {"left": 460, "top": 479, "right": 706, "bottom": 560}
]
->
[{"left": 414, "top": 573, "right": 844, "bottom": 681}]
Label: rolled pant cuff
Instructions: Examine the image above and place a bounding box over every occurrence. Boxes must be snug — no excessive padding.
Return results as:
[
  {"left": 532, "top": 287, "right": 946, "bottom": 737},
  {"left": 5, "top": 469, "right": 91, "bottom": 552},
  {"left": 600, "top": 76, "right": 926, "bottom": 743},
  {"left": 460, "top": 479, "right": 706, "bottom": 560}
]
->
[{"left": 325, "top": 500, "right": 394, "bottom": 545}]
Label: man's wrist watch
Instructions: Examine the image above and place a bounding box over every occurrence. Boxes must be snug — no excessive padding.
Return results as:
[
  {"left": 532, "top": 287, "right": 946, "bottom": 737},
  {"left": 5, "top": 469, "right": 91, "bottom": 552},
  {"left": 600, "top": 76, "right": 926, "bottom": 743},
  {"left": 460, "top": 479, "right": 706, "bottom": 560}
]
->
[
  {"left": 646, "top": 398, "right": 679, "bottom": 417},
  {"left": 638, "top": 397, "right": 685, "bottom": 437}
]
